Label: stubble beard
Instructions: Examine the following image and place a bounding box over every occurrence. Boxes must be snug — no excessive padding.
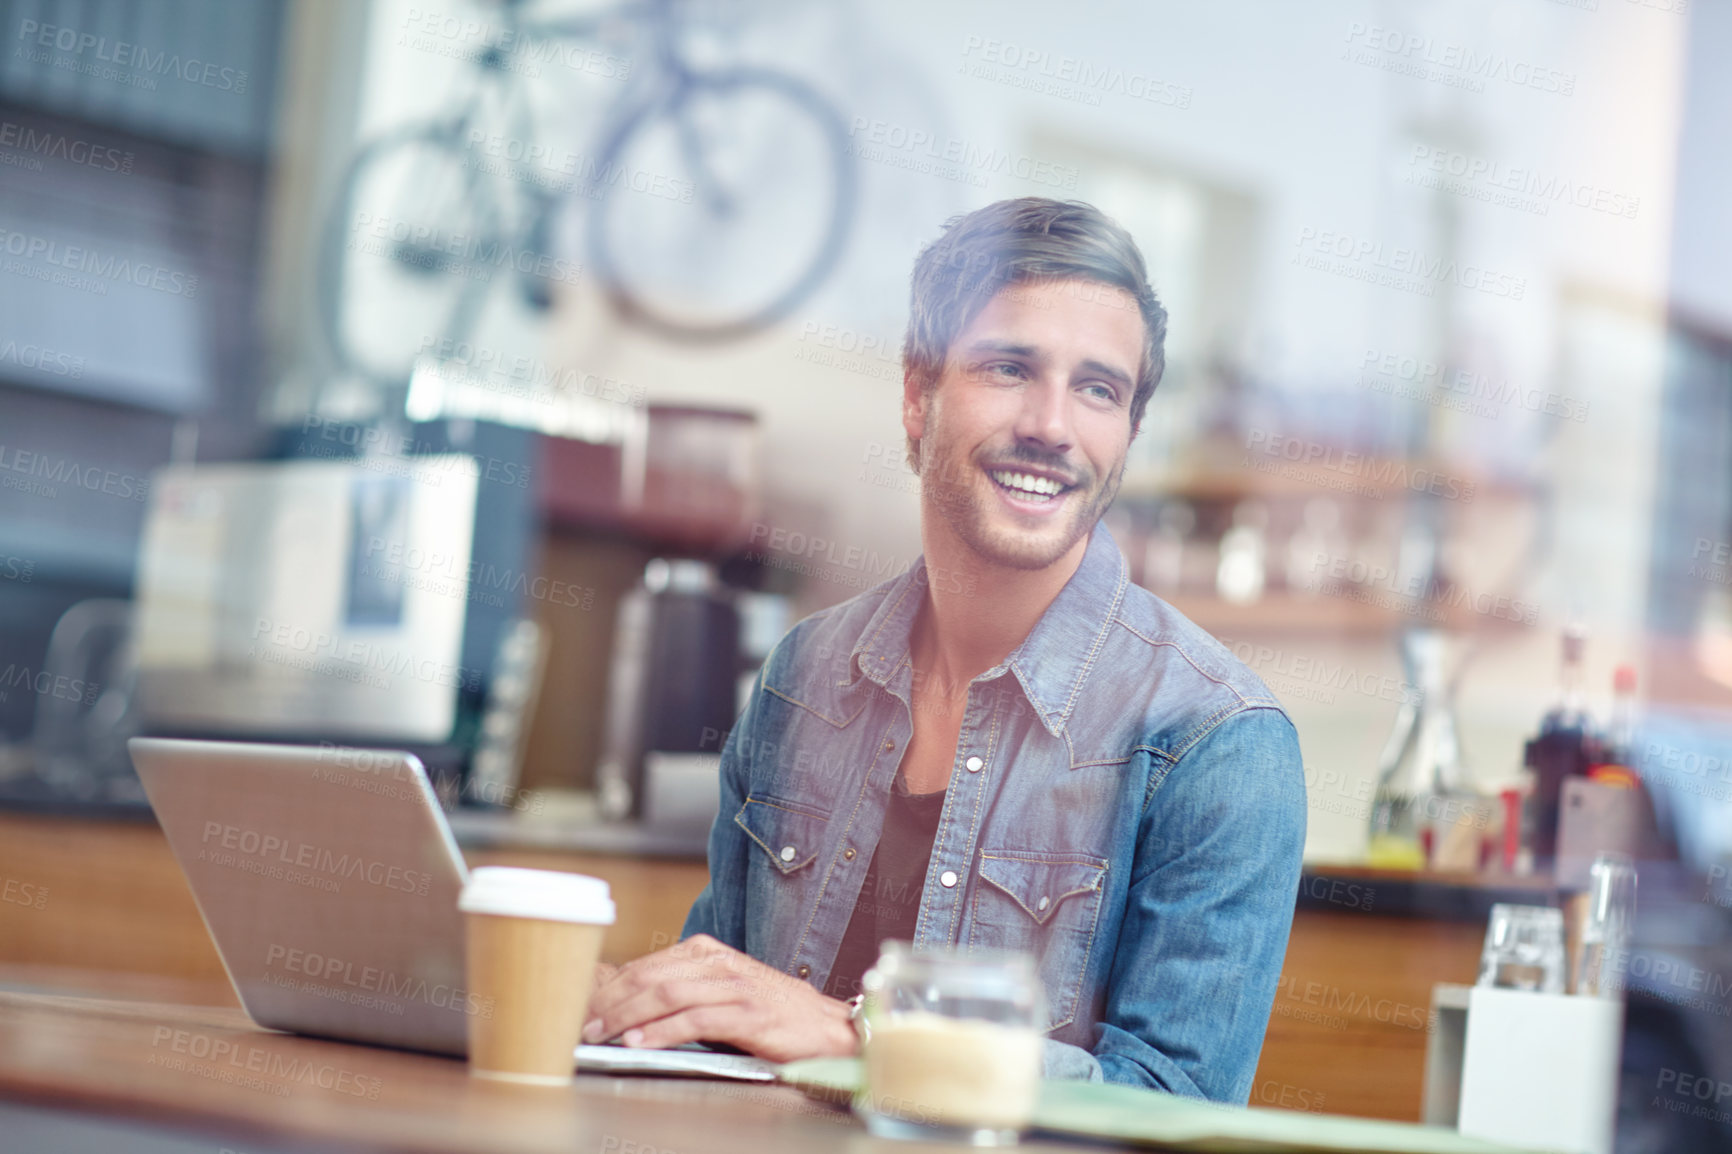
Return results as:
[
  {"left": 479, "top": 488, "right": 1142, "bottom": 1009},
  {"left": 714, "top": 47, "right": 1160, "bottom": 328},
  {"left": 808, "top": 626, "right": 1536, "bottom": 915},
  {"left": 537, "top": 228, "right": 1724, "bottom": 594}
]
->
[{"left": 917, "top": 424, "right": 1124, "bottom": 572}]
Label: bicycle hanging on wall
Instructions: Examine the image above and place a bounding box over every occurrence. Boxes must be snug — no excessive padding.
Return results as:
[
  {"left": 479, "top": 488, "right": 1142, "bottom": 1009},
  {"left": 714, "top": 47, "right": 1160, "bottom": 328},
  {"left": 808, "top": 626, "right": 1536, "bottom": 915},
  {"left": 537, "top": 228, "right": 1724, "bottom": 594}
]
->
[{"left": 319, "top": 0, "right": 858, "bottom": 388}]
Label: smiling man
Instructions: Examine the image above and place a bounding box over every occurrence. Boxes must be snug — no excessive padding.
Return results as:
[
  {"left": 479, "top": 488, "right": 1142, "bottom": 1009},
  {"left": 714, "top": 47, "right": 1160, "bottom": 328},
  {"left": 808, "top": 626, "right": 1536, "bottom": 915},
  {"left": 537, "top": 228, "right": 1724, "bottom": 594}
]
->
[{"left": 583, "top": 198, "right": 1305, "bottom": 1102}]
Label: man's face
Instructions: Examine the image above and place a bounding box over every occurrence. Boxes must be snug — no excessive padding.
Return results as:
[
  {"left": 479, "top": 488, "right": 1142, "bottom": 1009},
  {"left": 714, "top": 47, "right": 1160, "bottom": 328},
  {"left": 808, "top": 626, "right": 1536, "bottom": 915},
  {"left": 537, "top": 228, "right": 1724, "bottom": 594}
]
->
[{"left": 903, "top": 277, "right": 1144, "bottom": 571}]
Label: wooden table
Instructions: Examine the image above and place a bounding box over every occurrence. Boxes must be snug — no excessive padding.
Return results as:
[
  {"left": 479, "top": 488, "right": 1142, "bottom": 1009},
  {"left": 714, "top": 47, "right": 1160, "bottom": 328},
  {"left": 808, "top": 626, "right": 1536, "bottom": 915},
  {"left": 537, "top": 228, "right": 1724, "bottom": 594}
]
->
[
  {"left": 0, "top": 811, "right": 712, "bottom": 1007},
  {"left": 0, "top": 812, "right": 1522, "bottom": 1123},
  {"left": 0, "top": 989, "right": 1115, "bottom": 1153}
]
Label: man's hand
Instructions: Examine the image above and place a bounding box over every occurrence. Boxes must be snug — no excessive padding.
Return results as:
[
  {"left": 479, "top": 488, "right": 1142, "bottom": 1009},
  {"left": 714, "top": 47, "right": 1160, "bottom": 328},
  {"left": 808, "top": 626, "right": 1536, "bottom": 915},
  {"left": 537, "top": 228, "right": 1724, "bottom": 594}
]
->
[{"left": 580, "top": 934, "right": 857, "bottom": 1063}]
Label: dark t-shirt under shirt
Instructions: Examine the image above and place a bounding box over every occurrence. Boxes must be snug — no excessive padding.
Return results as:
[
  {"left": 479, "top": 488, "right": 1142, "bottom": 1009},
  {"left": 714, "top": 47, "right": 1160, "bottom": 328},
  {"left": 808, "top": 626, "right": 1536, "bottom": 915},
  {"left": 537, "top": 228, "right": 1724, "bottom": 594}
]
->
[{"left": 823, "top": 776, "right": 946, "bottom": 1000}]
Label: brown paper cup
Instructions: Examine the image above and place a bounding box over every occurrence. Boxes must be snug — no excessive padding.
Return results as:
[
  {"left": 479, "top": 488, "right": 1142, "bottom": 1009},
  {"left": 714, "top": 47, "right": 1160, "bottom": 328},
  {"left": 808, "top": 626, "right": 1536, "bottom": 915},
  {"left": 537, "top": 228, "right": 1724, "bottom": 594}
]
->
[{"left": 458, "top": 867, "right": 615, "bottom": 1084}]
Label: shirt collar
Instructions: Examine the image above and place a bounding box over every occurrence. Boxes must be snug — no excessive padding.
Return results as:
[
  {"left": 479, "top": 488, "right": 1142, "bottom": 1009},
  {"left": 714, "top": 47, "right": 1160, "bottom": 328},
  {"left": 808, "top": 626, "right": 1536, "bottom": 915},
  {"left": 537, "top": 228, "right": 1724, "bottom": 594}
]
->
[{"left": 848, "top": 520, "right": 1129, "bottom": 737}]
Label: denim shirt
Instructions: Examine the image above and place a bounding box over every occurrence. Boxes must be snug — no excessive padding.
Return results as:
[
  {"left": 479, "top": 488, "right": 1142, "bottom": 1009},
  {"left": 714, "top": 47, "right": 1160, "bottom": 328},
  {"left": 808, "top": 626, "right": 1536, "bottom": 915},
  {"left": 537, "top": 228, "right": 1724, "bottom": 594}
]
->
[{"left": 683, "top": 521, "right": 1305, "bottom": 1103}]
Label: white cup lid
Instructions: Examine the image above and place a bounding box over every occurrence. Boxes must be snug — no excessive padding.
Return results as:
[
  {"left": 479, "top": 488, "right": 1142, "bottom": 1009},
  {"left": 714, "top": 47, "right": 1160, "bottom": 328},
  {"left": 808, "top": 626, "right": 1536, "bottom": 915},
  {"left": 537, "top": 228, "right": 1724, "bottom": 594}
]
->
[{"left": 459, "top": 867, "right": 616, "bottom": 925}]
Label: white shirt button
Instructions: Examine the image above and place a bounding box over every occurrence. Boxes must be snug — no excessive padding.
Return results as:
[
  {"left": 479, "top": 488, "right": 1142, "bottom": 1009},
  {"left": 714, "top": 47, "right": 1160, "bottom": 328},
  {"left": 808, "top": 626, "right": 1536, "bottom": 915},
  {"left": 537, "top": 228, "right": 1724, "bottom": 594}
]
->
[
  {"left": 780, "top": 845, "right": 796, "bottom": 862},
  {"left": 1037, "top": 896, "right": 1051, "bottom": 912},
  {"left": 964, "top": 756, "right": 984, "bottom": 773},
  {"left": 940, "top": 870, "right": 958, "bottom": 888}
]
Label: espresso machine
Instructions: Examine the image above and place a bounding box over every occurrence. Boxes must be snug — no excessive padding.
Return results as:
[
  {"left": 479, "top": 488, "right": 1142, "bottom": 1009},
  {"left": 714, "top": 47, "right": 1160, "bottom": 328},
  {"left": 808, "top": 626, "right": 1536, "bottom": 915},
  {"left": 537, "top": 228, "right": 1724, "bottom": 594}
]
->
[{"left": 595, "top": 558, "right": 786, "bottom": 831}]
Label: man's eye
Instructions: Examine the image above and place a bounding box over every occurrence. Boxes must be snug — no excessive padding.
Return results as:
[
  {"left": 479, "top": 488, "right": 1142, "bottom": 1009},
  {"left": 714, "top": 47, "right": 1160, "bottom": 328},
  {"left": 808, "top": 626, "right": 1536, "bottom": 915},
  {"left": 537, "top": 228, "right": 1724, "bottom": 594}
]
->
[
  {"left": 984, "top": 361, "right": 1026, "bottom": 379},
  {"left": 1082, "top": 382, "right": 1117, "bottom": 401}
]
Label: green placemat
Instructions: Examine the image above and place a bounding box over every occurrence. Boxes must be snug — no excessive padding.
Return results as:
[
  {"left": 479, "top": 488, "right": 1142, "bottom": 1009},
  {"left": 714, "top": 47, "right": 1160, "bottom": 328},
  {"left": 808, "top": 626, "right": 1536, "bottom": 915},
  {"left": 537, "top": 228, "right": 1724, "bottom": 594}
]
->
[{"left": 775, "top": 1059, "right": 1556, "bottom": 1154}]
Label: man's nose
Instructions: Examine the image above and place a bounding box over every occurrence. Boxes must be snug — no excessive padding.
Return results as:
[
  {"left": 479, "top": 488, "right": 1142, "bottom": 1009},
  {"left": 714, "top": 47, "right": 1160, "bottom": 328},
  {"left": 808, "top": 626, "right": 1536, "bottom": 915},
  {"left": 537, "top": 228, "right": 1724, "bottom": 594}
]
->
[{"left": 1013, "top": 376, "right": 1074, "bottom": 450}]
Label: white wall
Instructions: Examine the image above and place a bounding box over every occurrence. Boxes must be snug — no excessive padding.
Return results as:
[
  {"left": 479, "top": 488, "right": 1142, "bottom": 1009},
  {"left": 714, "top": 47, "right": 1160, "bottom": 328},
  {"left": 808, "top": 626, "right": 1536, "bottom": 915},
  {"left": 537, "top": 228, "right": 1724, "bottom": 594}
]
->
[
  {"left": 1666, "top": 0, "right": 1732, "bottom": 329},
  {"left": 319, "top": 0, "right": 1691, "bottom": 860}
]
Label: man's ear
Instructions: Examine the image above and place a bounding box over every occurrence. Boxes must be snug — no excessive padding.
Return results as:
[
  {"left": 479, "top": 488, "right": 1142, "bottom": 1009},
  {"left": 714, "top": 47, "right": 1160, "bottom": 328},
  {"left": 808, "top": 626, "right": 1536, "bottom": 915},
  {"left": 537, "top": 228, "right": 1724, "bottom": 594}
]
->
[{"left": 902, "top": 366, "right": 929, "bottom": 445}]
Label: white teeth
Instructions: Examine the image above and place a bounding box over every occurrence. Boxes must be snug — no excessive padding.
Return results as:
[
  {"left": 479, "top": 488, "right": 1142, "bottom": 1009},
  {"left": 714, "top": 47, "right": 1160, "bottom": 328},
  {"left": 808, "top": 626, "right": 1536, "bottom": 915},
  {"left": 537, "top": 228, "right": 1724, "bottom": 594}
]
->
[{"left": 989, "top": 469, "right": 1065, "bottom": 498}]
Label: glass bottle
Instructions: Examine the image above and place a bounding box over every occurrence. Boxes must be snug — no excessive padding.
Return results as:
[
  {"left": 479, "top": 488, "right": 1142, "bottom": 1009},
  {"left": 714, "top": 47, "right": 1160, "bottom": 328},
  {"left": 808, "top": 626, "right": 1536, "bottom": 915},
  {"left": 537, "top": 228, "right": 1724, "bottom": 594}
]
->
[
  {"left": 1368, "top": 628, "right": 1468, "bottom": 869},
  {"left": 1603, "top": 665, "right": 1638, "bottom": 767},
  {"left": 1522, "top": 622, "right": 1594, "bottom": 864},
  {"left": 1543, "top": 620, "right": 1590, "bottom": 735}
]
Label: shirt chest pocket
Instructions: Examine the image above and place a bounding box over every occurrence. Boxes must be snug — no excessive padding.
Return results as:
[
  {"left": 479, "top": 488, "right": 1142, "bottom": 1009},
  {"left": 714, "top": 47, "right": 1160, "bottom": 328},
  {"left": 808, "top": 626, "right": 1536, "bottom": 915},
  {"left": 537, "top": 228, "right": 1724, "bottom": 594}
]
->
[
  {"left": 737, "top": 790, "right": 831, "bottom": 901},
  {"left": 735, "top": 797, "right": 832, "bottom": 962},
  {"left": 736, "top": 796, "right": 831, "bottom": 871},
  {"left": 967, "top": 852, "right": 1108, "bottom": 1032}
]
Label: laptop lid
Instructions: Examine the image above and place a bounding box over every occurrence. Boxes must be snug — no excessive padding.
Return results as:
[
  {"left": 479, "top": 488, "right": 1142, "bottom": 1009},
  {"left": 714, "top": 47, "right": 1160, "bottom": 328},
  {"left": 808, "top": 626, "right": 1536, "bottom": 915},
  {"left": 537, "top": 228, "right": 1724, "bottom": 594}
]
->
[{"left": 129, "top": 736, "right": 473, "bottom": 1056}]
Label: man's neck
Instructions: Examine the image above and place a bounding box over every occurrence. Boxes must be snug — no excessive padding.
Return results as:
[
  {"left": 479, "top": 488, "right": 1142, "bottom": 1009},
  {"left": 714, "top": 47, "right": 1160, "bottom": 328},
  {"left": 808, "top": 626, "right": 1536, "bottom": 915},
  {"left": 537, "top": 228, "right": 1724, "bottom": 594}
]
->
[{"left": 910, "top": 521, "right": 1091, "bottom": 689}]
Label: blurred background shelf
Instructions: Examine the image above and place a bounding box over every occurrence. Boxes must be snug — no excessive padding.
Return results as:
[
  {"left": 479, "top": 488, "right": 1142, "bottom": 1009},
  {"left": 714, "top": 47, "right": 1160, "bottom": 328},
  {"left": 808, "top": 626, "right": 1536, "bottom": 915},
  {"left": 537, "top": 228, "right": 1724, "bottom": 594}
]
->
[{"left": 1158, "top": 590, "right": 1538, "bottom": 637}]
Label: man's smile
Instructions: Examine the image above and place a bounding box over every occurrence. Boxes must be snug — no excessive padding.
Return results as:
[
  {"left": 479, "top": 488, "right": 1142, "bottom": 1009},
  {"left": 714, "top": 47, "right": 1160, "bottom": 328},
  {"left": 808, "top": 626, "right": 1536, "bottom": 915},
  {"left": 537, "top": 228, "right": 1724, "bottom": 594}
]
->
[
  {"left": 990, "top": 464, "right": 1066, "bottom": 502},
  {"left": 985, "top": 464, "right": 1077, "bottom": 511}
]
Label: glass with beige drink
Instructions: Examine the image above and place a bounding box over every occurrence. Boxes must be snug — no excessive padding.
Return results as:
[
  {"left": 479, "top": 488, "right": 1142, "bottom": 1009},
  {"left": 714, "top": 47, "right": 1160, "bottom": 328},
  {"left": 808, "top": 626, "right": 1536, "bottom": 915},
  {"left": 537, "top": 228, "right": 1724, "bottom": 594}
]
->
[
  {"left": 857, "top": 942, "right": 1045, "bottom": 1145},
  {"left": 458, "top": 866, "right": 615, "bottom": 1084}
]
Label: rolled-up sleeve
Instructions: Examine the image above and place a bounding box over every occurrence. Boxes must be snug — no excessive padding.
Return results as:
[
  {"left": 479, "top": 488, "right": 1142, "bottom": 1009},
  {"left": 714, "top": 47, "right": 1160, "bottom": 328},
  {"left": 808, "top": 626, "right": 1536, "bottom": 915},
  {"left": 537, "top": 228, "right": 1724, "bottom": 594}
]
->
[{"left": 1048, "top": 706, "right": 1306, "bottom": 1101}]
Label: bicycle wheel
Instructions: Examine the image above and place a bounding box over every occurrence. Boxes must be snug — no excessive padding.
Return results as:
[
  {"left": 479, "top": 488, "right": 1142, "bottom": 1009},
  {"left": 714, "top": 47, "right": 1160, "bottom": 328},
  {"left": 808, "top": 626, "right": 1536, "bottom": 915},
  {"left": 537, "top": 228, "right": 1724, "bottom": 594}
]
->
[
  {"left": 586, "top": 68, "right": 856, "bottom": 342},
  {"left": 318, "top": 120, "right": 503, "bottom": 385}
]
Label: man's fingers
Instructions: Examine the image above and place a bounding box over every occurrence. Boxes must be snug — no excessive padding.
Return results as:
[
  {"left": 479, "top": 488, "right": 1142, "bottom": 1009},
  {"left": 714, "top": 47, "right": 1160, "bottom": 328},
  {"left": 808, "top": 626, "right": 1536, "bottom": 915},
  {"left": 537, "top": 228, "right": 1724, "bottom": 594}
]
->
[
  {"left": 584, "top": 974, "right": 747, "bottom": 1044},
  {"left": 592, "top": 962, "right": 687, "bottom": 1021},
  {"left": 588, "top": 946, "right": 707, "bottom": 1017},
  {"left": 585, "top": 973, "right": 667, "bottom": 1037},
  {"left": 625, "top": 1001, "right": 821, "bottom": 1064},
  {"left": 584, "top": 964, "right": 644, "bottom": 1024},
  {"left": 622, "top": 1003, "right": 747, "bottom": 1052},
  {"left": 579, "top": 936, "right": 851, "bottom": 1062},
  {"left": 582, "top": 935, "right": 788, "bottom": 1044}
]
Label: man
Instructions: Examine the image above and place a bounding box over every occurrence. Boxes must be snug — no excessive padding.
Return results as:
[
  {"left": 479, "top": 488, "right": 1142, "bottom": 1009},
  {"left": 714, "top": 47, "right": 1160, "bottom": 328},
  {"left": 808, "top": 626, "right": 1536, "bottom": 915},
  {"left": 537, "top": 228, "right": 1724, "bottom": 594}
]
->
[{"left": 583, "top": 197, "right": 1305, "bottom": 1103}]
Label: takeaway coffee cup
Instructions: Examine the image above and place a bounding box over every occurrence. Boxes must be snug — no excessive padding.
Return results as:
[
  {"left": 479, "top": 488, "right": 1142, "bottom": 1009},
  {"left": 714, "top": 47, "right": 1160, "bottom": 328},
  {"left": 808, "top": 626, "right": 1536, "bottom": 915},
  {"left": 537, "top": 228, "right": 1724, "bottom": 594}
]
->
[{"left": 458, "top": 866, "right": 615, "bottom": 1083}]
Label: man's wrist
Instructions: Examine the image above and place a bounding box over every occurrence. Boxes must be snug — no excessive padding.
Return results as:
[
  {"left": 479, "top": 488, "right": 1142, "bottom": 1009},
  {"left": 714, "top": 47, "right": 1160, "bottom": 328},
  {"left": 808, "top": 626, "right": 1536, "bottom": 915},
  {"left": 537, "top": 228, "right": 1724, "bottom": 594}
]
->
[
  {"left": 845, "top": 993, "right": 870, "bottom": 1044},
  {"left": 829, "top": 993, "right": 862, "bottom": 1055}
]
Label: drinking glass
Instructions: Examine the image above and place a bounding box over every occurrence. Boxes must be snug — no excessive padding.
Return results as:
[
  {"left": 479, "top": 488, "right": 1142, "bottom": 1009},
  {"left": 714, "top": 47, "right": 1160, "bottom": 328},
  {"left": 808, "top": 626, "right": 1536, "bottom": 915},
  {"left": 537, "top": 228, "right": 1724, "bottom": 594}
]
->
[
  {"left": 1476, "top": 903, "right": 1567, "bottom": 993},
  {"left": 856, "top": 942, "right": 1045, "bottom": 1146},
  {"left": 1574, "top": 853, "right": 1637, "bottom": 997}
]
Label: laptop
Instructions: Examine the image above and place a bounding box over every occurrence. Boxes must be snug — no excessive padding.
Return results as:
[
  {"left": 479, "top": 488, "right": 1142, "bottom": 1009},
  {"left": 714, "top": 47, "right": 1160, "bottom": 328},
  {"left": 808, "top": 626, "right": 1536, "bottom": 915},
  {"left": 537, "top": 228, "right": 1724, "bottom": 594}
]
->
[
  {"left": 128, "top": 736, "right": 777, "bottom": 1079},
  {"left": 130, "top": 736, "right": 475, "bottom": 1055}
]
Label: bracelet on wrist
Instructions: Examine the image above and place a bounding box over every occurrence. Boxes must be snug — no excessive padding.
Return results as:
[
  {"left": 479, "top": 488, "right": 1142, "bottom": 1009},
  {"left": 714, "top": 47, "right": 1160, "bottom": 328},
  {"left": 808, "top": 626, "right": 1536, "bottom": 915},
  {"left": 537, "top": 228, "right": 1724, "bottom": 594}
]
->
[{"left": 846, "top": 993, "right": 870, "bottom": 1044}]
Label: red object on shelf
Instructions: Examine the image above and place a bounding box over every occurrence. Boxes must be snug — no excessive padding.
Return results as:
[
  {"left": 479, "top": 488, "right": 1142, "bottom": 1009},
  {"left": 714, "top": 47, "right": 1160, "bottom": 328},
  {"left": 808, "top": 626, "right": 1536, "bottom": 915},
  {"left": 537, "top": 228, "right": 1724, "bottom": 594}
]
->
[{"left": 1500, "top": 787, "right": 1523, "bottom": 872}]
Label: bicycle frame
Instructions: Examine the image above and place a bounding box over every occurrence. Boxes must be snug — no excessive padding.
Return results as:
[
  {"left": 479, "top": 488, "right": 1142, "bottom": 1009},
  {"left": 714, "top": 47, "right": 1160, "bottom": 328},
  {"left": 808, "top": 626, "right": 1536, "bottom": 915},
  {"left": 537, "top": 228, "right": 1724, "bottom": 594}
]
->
[{"left": 321, "top": 0, "right": 855, "bottom": 383}]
